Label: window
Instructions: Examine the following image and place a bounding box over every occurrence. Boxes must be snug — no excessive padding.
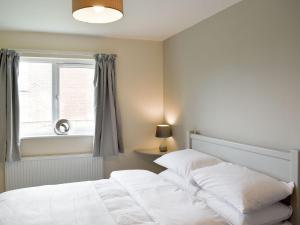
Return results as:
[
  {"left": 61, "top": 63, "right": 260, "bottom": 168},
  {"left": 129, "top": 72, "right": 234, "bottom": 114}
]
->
[{"left": 19, "top": 57, "right": 95, "bottom": 137}]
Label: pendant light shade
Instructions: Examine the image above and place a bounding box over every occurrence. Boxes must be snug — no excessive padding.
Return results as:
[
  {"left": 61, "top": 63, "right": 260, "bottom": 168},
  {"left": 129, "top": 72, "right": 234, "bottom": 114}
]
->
[{"left": 72, "top": 0, "right": 123, "bottom": 24}]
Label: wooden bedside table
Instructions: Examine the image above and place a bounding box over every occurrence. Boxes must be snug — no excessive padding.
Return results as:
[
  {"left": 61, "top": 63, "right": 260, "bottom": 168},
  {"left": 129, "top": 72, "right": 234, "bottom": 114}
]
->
[{"left": 134, "top": 148, "right": 173, "bottom": 157}]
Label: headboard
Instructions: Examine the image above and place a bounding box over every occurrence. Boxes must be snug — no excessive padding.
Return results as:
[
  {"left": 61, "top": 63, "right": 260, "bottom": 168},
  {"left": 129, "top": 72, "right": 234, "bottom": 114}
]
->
[{"left": 187, "top": 131, "right": 300, "bottom": 225}]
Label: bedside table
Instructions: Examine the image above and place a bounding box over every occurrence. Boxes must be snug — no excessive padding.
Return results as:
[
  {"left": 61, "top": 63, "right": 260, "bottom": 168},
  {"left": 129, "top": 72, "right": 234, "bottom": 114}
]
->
[{"left": 134, "top": 148, "right": 173, "bottom": 157}]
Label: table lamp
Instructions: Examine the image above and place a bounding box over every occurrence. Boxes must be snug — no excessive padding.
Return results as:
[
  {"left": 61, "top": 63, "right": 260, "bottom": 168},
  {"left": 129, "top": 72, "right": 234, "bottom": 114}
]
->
[{"left": 155, "top": 125, "right": 172, "bottom": 152}]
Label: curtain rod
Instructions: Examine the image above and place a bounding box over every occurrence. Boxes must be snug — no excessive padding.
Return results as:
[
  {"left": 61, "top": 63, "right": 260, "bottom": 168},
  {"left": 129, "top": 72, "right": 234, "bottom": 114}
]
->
[{"left": 15, "top": 49, "right": 100, "bottom": 59}]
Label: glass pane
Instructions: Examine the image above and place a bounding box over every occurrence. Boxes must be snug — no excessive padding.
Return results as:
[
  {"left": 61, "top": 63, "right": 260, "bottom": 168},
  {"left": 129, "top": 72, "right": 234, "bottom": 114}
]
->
[
  {"left": 59, "top": 66, "right": 94, "bottom": 134},
  {"left": 19, "top": 62, "right": 53, "bottom": 136}
]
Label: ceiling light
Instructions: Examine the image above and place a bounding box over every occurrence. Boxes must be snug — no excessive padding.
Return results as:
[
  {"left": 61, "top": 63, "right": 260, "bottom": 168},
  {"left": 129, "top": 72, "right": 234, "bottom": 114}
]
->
[
  {"left": 93, "top": 6, "right": 105, "bottom": 13},
  {"left": 72, "top": 0, "right": 123, "bottom": 24}
]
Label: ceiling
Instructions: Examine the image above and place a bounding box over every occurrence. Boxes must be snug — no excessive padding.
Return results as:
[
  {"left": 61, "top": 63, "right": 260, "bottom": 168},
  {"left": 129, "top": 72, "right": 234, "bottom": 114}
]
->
[{"left": 0, "top": 0, "right": 243, "bottom": 41}]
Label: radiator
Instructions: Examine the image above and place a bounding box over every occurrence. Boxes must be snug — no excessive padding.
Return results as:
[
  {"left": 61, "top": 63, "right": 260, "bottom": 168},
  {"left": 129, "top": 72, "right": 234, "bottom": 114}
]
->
[{"left": 5, "top": 154, "right": 103, "bottom": 191}]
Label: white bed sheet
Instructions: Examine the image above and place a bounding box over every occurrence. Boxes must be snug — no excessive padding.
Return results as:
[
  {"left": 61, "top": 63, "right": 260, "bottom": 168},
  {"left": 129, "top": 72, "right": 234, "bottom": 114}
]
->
[
  {"left": 0, "top": 170, "right": 228, "bottom": 225},
  {"left": 111, "top": 170, "right": 227, "bottom": 225},
  {"left": 0, "top": 181, "right": 116, "bottom": 225}
]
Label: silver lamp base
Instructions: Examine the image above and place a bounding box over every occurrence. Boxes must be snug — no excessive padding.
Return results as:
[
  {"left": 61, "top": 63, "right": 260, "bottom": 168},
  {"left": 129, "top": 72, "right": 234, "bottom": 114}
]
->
[{"left": 159, "top": 144, "right": 168, "bottom": 152}]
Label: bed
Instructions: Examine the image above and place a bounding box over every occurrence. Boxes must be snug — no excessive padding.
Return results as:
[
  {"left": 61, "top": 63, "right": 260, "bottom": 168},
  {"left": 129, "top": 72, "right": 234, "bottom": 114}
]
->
[{"left": 0, "top": 132, "right": 298, "bottom": 225}]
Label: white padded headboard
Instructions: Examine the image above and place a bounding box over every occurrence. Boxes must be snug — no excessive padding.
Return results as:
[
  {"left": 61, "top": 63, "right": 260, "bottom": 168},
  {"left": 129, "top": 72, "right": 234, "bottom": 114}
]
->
[{"left": 187, "top": 131, "right": 300, "bottom": 225}]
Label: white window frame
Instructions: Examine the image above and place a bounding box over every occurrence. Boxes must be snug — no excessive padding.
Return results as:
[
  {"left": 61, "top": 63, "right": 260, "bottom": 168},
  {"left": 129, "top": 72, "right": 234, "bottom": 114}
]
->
[{"left": 19, "top": 57, "right": 95, "bottom": 136}]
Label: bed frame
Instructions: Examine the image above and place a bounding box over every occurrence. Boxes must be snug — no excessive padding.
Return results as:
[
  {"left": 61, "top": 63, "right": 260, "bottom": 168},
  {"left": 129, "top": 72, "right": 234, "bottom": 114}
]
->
[{"left": 187, "top": 131, "right": 299, "bottom": 225}]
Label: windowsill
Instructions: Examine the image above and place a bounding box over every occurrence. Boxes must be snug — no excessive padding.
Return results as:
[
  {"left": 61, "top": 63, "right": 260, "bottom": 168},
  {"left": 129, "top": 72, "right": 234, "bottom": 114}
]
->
[
  {"left": 21, "top": 134, "right": 94, "bottom": 140},
  {"left": 21, "top": 153, "right": 95, "bottom": 161}
]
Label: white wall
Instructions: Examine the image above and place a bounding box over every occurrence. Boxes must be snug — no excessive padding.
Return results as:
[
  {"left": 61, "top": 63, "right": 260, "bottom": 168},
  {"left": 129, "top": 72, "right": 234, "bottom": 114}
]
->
[
  {"left": 164, "top": 0, "right": 300, "bottom": 151},
  {"left": 0, "top": 31, "right": 164, "bottom": 192}
]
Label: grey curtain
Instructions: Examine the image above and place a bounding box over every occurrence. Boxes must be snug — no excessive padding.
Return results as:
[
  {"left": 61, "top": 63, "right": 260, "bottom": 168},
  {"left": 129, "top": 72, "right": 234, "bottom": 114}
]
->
[
  {"left": 93, "top": 54, "right": 124, "bottom": 157},
  {"left": 0, "top": 49, "right": 21, "bottom": 162}
]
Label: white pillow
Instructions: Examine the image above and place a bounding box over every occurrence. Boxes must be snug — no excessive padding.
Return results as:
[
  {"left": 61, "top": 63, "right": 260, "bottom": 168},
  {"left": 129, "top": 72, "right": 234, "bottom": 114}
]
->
[
  {"left": 154, "top": 149, "right": 222, "bottom": 177},
  {"left": 192, "top": 162, "right": 294, "bottom": 213},
  {"left": 197, "top": 190, "right": 292, "bottom": 225},
  {"left": 159, "top": 169, "right": 199, "bottom": 195}
]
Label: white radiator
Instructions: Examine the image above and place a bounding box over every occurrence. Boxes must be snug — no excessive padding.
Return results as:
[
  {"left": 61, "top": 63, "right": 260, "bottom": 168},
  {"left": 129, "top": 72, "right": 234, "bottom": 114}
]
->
[{"left": 5, "top": 154, "right": 103, "bottom": 191}]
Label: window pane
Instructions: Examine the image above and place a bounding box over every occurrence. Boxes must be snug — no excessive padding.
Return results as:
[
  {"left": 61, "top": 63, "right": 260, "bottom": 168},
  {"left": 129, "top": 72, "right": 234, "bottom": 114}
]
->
[
  {"left": 19, "top": 62, "right": 53, "bottom": 136},
  {"left": 59, "top": 66, "right": 94, "bottom": 134}
]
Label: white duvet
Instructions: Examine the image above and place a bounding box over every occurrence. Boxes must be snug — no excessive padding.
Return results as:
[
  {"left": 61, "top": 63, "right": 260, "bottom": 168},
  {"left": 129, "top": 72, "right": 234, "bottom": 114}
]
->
[{"left": 0, "top": 170, "right": 227, "bottom": 225}]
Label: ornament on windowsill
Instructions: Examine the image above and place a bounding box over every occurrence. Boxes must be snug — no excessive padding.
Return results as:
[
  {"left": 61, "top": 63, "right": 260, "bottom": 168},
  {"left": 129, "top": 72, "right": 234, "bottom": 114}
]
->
[{"left": 54, "top": 119, "right": 71, "bottom": 135}]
